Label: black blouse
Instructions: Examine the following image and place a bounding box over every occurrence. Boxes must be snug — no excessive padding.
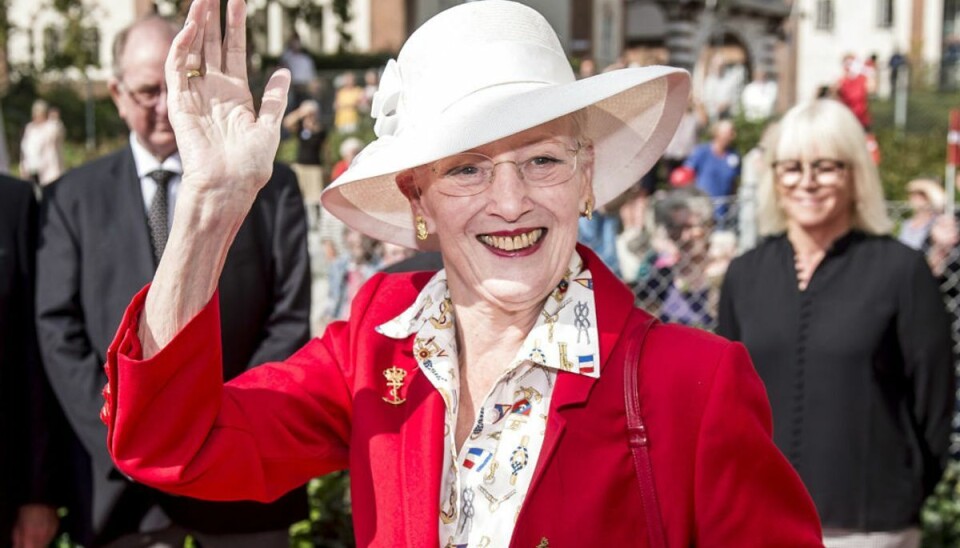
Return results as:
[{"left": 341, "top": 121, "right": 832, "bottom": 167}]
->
[{"left": 718, "top": 231, "right": 954, "bottom": 531}]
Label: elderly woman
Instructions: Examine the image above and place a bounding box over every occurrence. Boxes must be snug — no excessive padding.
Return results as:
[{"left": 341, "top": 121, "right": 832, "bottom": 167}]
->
[
  {"left": 718, "top": 99, "right": 954, "bottom": 548},
  {"left": 102, "top": 0, "right": 822, "bottom": 545}
]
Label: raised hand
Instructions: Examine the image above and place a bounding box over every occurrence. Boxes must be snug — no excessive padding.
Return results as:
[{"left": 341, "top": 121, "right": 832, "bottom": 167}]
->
[{"left": 165, "top": 0, "right": 290, "bottom": 200}]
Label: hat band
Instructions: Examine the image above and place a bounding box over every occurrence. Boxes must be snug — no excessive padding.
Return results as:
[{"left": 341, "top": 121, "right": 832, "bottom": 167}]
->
[{"left": 390, "top": 42, "right": 576, "bottom": 136}]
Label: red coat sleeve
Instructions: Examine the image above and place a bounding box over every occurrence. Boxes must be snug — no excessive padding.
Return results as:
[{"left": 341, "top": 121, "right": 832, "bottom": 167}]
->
[
  {"left": 694, "top": 342, "right": 823, "bottom": 546},
  {"left": 103, "top": 285, "right": 352, "bottom": 503}
]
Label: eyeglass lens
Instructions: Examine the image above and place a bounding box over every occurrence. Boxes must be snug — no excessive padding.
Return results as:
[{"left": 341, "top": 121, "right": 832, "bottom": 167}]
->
[
  {"left": 774, "top": 160, "right": 846, "bottom": 186},
  {"left": 124, "top": 83, "right": 165, "bottom": 108},
  {"left": 432, "top": 140, "right": 579, "bottom": 196}
]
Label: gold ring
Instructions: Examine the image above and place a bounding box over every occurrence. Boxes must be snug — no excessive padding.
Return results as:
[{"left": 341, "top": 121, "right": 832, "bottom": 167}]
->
[{"left": 185, "top": 69, "right": 202, "bottom": 80}]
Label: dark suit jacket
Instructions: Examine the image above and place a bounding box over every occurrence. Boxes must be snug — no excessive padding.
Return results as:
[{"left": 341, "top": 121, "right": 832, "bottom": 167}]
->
[
  {"left": 35, "top": 147, "right": 311, "bottom": 544},
  {"left": 0, "top": 176, "right": 71, "bottom": 538}
]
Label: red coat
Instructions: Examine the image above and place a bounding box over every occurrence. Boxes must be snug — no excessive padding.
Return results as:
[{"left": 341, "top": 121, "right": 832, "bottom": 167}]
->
[
  {"left": 102, "top": 247, "right": 823, "bottom": 547},
  {"left": 836, "top": 74, "right": 872, "bottom": 129}
]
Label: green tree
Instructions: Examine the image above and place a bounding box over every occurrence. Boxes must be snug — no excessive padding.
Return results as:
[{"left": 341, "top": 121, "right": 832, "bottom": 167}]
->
[
  {"left": 0, "top": 0, "right": 12, "bottom": 89},
  {"left": 154, "top": 0, "right": 327, "bottom": 34},
  {"left": 42, "top": 0, "right": 101, "bottom": 149},
  {"left": 332, "top": 0, "right": 352, "bottom": 53},
  {"left": 43, "top": 0, "right": 100, "bottom": 71}
]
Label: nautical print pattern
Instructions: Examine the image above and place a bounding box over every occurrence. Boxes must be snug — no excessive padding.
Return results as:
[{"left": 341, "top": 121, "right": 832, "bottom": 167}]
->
[{"left": 377, "top": 253, "right": 599, "bottom": 547}]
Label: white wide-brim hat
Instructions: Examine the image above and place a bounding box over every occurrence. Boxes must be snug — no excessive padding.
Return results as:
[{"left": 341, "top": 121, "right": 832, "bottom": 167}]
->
[
  {"left": 321, "top": 0, "right": 690, "bottom": 250},
  {"left": 906, "top": 178, "right": 946, "bottom": 211}
]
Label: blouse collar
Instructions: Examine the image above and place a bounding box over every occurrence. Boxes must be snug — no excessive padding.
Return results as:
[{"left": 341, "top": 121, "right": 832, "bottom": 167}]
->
[{"left": 376, "top": 251, "right": 602, "bottom": 378}]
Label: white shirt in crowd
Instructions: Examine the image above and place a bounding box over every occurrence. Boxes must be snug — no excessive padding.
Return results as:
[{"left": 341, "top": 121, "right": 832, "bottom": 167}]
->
[
  {"left": 741, "top": 80, "right": 778, "bottom": 122},
  {"left": 130, "top": 133, "right": 181, "bottom": 227},
  {"left": 663, "top": 110, "right": 700, "bottom": 161},
  {"left": 20, "top": 118, "right": 64, "bottom": 184}
]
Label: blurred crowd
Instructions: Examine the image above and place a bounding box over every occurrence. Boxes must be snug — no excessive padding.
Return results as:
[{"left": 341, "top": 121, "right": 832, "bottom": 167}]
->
[{"left": 2, "top": 14, "right": 960, "bottom": 547}]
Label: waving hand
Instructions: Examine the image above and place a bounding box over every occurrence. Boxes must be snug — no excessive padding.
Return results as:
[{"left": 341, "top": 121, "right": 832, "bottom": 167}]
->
[
  {"left": 138, "top": 0, "right": 291, "bottom": 357},
  {"left": 166, "top": 0, "right": 290, "bottom": 198}
]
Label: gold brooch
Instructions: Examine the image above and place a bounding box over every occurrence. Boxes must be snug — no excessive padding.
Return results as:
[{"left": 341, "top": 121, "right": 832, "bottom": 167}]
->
[{"left": 382, "top": 366, "right": 408, "bottom": 405}]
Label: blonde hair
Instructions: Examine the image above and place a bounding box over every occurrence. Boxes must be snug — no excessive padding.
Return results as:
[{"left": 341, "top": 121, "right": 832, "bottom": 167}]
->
[{"left": 756, "top": 99, "right": 892, "bottom": 236}]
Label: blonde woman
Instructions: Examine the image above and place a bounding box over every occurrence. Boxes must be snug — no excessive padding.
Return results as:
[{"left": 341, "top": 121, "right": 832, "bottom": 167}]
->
[{"left": 718, "top": 99, "right": 954, "bottom": 548}]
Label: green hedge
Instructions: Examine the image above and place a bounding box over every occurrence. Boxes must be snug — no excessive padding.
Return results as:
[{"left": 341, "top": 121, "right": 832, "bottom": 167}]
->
[{"left": 924, "top": 461, "right": 960, "bottom": 547}]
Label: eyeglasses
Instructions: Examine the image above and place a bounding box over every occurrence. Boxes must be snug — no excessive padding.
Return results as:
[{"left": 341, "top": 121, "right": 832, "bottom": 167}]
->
[
  {"left": 771, "top": 159, "right": 848, "bottom": 187},
  {"left": 665, "top": 219, "right": 712, "bottom": 240},
  {"left": 119, "top": 81, "right": 166, "bottom": 109},
  {"left": 430, "top": 140, "right": 583, "bottom": 197},
  {"left": 663, "top": 208, "right": 713, "bottom": 240}
]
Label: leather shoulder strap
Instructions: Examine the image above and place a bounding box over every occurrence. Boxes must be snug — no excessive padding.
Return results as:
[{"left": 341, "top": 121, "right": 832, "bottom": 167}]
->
[{"left": 624, "top": 315, "right": 666, "bottom": 548}]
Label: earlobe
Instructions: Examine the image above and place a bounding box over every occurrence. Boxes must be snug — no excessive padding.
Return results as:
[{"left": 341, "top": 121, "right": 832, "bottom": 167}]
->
[
  {"left": 397, "top": 169, "right": 434, "bottom": 235},
  {"left": 580, "top": 197, "right": 594, "bottom": 220}
]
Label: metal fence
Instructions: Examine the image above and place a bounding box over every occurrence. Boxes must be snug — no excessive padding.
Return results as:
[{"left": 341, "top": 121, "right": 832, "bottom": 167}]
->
[
  {"left": 309, "top": 192, "right": 960, "bottom": 453},
  {"left": 622, "top": 193, "right": 960, "bottom": 454}
]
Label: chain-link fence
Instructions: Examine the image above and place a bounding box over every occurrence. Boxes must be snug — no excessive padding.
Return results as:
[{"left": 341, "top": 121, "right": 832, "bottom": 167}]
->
[{"left": 623, "top": 192, "right": 960, "bottom": 454}]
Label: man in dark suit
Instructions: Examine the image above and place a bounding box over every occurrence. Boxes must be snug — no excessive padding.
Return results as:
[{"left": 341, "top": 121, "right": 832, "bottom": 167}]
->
[
  {"left": 35, "top": 15, "right": 311, "bottom": 547},
  {"left": 1, "top": 175, "right": 62, "bottom": 548}
]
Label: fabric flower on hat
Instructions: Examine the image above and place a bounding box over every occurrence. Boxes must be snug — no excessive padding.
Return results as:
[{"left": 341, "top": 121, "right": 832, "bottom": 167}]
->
[{"left": 372, "top": 59, "right": 402, "bottom": 137}]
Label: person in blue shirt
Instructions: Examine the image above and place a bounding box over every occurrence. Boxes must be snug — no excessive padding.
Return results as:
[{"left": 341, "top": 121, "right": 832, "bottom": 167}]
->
[{"left": 684, "top": 119, "right": 740, "bottom": 228}]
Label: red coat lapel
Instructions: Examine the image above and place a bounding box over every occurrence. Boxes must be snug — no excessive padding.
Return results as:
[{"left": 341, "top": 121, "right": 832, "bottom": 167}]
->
[
  {"left": 386, "top": 249, "right": 635, "bottom": 544},
  {"left": 385, "top": 333, "right": 446, "bottom": 546},
  {"left": 523, "top": 245, "right": 636, "bottom": 503}
]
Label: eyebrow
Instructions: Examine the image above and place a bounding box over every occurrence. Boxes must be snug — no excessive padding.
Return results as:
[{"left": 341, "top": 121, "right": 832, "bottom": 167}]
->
[{"left": 467, "top": 135, "right": 574, "bottom": 155}]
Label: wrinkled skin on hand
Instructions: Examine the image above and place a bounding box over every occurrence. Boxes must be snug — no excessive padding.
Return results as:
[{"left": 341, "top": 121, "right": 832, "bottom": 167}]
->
[{"left": 166, "top": 0, "right": 290, "bottom": 201}]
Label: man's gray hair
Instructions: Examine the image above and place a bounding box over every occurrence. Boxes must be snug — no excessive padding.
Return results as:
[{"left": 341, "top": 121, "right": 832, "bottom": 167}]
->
[{"left": 111, "top": 15, "right": 180, "bottom": 78}]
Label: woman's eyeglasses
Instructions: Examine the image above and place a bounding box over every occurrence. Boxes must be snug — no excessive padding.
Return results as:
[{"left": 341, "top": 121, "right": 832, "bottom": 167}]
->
[
  {"left": 771, "top": 159, "right": 848, "bottom": 187},
  {"left": 430, "top": 140, "right": 582, "bottom": 197}
]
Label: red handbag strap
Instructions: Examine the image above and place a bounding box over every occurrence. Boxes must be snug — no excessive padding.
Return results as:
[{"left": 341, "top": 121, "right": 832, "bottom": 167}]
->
[{"left": 624, "top": 315, "right": 667, "bottom": 548}]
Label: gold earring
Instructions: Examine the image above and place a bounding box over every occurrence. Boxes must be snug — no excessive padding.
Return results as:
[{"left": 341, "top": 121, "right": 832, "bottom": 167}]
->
[
  {"left": 581, "top": 199, "right": 593, "bottom": 221},
  {"left": 415, "top": 215, "right": 428, "bottom": 241}
]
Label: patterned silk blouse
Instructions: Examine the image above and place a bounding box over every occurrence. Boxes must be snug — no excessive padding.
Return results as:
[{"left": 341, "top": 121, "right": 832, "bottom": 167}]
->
[{"left": 377, "top": 253, "right": 599, "bottom": 547}]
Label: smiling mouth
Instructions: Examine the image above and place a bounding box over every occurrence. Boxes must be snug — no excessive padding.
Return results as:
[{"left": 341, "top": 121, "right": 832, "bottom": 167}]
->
[
  {"left": 477, "top": 228, "right": 545, "bottom": 252},
  {"left": 793, "top": 196, "right": 827, "bottom": 206}
]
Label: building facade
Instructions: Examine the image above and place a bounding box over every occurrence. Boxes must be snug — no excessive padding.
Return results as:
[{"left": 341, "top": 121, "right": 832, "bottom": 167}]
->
[
  {"left": 625, "top": 0, "right": 790, "bottom": 115},
  {"left": 785, "top": 0, "right": 944, "bottom": 102},
  {"left": 4, "top": 0, "right": 624, "bottom": 87}
]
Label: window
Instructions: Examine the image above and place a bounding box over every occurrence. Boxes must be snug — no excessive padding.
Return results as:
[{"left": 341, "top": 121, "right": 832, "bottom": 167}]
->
[
  {"left": 43, "top": 26, "right": 61, "bottom": 64},
  {"left": 816, "top": 0, "right": 834, "bottom": 31},
  {"left": 877, "top": 0, "right": 894, "bottom": 28},
  {"left": 84, "top": 27, "right": 101, "bottom": 67}
]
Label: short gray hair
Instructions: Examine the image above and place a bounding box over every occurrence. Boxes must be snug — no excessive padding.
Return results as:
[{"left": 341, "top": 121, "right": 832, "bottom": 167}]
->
[
  {"left": 112, "top": 15, "right": 179, "bottom": 78},
  {"left": 650, "top": 187, "right": 714, "bottom": 235}
]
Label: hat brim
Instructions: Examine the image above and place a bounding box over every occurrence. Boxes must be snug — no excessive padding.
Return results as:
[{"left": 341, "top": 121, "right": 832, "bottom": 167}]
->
[{"left": 321, "top": 66, "right": 691, "bottom": 250}]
